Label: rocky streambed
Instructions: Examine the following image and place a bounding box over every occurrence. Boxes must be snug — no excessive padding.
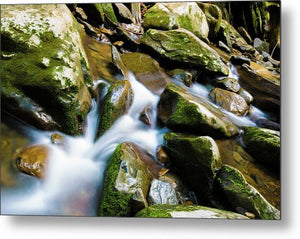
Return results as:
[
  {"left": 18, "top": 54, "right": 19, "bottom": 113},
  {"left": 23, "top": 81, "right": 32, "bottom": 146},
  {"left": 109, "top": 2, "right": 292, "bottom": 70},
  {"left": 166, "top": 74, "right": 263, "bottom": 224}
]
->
[{"left": 1, "top": 2, "right": 280, "bottom": 219}]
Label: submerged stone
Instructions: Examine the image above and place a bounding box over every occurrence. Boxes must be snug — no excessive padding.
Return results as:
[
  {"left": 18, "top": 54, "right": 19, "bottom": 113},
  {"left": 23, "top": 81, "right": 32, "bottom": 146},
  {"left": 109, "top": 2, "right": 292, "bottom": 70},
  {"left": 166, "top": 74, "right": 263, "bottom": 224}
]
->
[
  {"left": 216, "top": 165, "right": 280, "bottom": 219},
  {"left": 158, "top": 83, "right": 238, "bottom": 137},
  {"left": 163, "top": 132, "right": 221, "bottom": 203},
  {"left": 209, "top": 88, "right": 248, "bottom": 116},
  {"left": 135, "top": 204, "right": 248, "bottom": 219},
  {"left": 242, "top": 127, "right": 280, "bottom": 172},
  {"left": 141, "top": 28, "right": 229, "bottom": 76},
  {"left": 1, "top": 4, "right": 92, "bottom": 135}
]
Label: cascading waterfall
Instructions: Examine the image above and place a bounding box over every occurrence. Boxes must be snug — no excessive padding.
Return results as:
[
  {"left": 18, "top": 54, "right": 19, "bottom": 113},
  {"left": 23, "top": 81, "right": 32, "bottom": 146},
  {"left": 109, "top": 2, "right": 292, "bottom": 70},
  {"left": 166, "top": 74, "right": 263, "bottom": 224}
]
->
[{"left": 1, "top": 67, "right": 271, "bottom": 216}]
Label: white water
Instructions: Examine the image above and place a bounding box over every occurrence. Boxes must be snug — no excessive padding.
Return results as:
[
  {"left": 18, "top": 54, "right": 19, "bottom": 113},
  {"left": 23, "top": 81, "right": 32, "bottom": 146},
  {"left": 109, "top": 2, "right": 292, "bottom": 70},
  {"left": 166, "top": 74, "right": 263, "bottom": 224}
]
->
[{"left": 1, "top": 67, "right": 269, "bottom": 216}]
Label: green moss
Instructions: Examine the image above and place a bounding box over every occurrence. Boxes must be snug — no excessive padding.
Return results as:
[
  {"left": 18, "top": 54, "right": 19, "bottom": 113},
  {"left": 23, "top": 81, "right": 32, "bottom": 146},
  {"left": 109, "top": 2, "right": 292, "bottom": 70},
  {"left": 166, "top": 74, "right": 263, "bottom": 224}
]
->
[
  {"left": 94, "top": 3, "right": 118, "bottom": 26},
  {"left": 98, "top": 144, "right": 133, "bottom": 217}
]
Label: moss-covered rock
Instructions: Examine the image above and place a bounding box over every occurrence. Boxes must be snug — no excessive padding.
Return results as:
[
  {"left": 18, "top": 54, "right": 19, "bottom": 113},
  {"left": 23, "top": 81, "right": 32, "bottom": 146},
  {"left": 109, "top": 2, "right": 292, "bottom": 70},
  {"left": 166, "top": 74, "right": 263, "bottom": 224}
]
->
[
  {"left": 242, "top": 127, "right": 280, "bottom": 172},
  {"left": 209, "top": 88, "right": 248, "bottom": 116},
  {"left": 135, "top": 204, "right": 248, "bottom": 219},
  {"left": 97, "top": 80, "right": 133, "bottom": 137},
  {"left": 99, "top": 142, "right": 158, "bottom": 216},
  {"left": 216, "top": 165, "right": 280, "bottom": 219},
  {"left": 121, "top": 52, "right": 171, "bottom": 95},
  {"left": 1, "top": 4, "right": 92, "bottom": 135},
  {"left": 158, "top": 83, "right": 238, "bottom": 137},
  {"left": 141, "top": 28, "right": 229, "bottom": 76},
  {"left": 143, "top": 3, "right": 209, "bottom": 42},
  {"left": 163, "top": 132, "right": 221, "bottom": 203},
  {"left": 15, "top": 145, "right": 51, "bottom": 178}
]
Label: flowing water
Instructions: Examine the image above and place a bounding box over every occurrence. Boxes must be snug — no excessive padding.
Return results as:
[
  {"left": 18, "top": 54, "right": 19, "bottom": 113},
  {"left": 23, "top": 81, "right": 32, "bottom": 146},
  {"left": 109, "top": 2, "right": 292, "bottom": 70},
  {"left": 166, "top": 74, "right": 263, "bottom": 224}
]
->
[{"left": 1, "top": 67, "right": 270, "bottom": 216}]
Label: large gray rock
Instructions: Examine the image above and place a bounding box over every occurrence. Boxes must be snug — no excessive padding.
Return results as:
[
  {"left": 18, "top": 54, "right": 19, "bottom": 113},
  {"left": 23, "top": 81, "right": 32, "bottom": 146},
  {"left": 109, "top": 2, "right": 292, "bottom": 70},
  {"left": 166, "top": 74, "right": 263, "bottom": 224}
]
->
[
  {"left": 136, "top": 204, "right": 248, "bottom": 219},
  {"left": 141, "top": 28, "right": 229, "bottom": 76},
  {"left": 216, "top": 165, "right": 280, "bottom": 219},
  {"left": 143, "top": 2, "right": 209, "bottom": 41},
  {"left": 1, "top": 4, "right": 92, "bottom": 135},
  {"left": 158, "top": 83, "right": 238, "bottom": 137}
]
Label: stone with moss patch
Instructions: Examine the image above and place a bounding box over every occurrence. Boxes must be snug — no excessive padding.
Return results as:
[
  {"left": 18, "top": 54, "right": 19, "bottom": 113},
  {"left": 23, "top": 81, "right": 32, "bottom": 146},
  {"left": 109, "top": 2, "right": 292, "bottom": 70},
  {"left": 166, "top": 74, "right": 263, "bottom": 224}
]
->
[
  {"left": 143, "top": 3, "right": 209, "bottom": 42},
  {"left": 141, "top": 28, "right": 229, "bottom": 76},
  {"left": 98, "top": 142, "right": 154, "bottom": 217},
  {"left": 1, "top": 4, "right": 92, "bottom": 135},
  {"left": 97, "top": 80, "right": 133, "bottom": 137},
  {"left": 135, "top": 204, "right": 248, "bottom": 219},
  {"left": 242, "top": 127, "right": 280, "bottom": 172},
  {"left": 216, "top": 165, "right": 280, "bottom": 219},
  {"left": 163, "top": 132, "right": 221, "bottom": 203},
  {"left": 158, "top": 83, "right": 238, "bottom": 137}
]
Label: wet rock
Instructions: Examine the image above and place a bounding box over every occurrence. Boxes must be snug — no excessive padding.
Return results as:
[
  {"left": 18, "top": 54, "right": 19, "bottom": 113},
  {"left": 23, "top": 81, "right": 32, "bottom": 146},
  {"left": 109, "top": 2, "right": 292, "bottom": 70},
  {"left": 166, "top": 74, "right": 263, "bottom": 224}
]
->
[
  {"left": 158, "top": 83, "right": 238, "bottom": 137},
  {"left": 261, "top": 51, "right": 280, "bottom": 67},
  {"left": 230, "top": 55, "right": 251, "bottom": 66},
  {"left": 97, "top": 80, "right": 133, "bottom": 137},
  {"left": 163, "top": 132, "right": 221, "bottom": 203},
  {"left": 238, "top": 88, "right": 253, "bottom": 104},
  {"left": 136, "top": 204, "right": 248, "bottom": 219},
  {"left": 254, "top": 38, "right": 270, "bottom": 53},
  {"left": 99, "top": 142, "right": 163, "bottom": 216},
  {"left": 139, "top": 104, "right": 153, "bottom": 127},
  {"left": 218, "top": 41, "right": 231, "bottom": 53},
  {"left": 168, "top": 69, "right": 193, "bottom": 87},
  {"left": 209, "top": 88, "right": 248, "bottom": 116},
  {"left": 141, "top": 28, "right": 229, "bottom": 76},
  {"left": 16, "top": 145, "right": 50, "bottom": 178},
  {"left": 50, "top": 133, "right": 64, "bottom": 146},
  {"left": 121, "top": 52, "right": 171, "bottom": 95},
  {"left": 237, "top": 27, "right": 253, "bottom": 44},
  {"left": 236, "top": 62, "right": 280, "bottom": 112},
  {"left": 147, "top": 179, "right": 179, "bottom": 206},
  {"left": 156, "top": 145, "right": 171, "bottom": 167},
  {"left": 214, "top": 77, "right": 241, "bottom": 93},
  {"left": 215, "top": 139, "right": 280, "bottom": 209},
  {"left": 216, "top": 165, "right": 280, "bottom": 219},
  {"left": 1, "top": 5, "right": 92, "bottom": 135},
  {"left": 143, "top": 2, "right": 209, "bottom": 42},
  {"left": 242, "top": 127, "right": 280, "bottom": 172},
  {"left": 254, "top": 118, "right": 280, "bottom": 131}
]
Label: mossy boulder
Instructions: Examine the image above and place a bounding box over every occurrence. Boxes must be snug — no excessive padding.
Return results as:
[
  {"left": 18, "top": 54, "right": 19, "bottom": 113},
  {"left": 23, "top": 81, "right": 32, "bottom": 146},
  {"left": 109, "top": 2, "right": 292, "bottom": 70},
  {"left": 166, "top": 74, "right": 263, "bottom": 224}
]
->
[
  {"left": 97, "top": 80, "right": 133, "bottom": 137},
  {"left": 15, "top": 145, "right": 51, "bottom": 178},
  {"left": 163, "top": 132, "right": 221, "bottom": 203},
  {"left": 1, "top": 4, "right": 92, "bottom": 135},
  {"left": 209, "top": 88, "right": 248, "bottom": 116},
  {"left": 242, "top": 127, "right": 280, "bottom": 172},
  {"left": 158, "top": 83, "right": 238, "bottom": 137},
  {"left": 99, "top": 142, "right": 157, "bottom": 217},
  {"left": 143, "top": 2, "right": 209, "bottom": 41},
  {"left": 135, "top": 204, "right": 247, "bottom": 219},
  {"left": 121, "top": 52, "right": 171, "bottom": 95},
  {"left": 216, "top": 165, "right": 280, "bottom": 219},
  {"left": 141, "top": 28, "right": 229, "bottom": 76}
]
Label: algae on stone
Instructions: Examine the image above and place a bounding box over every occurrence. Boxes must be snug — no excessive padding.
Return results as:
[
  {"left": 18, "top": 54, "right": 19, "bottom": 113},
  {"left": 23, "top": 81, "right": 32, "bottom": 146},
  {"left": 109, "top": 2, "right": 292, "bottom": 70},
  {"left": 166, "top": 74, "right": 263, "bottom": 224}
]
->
[
  {"left": 141, "top": 28, "right": 229, "bottom": 76},
  {"left": 158, "top": 83, "right": 238, "bottom": 137},
  {"left": 216, "top": 165, "right": 280, "bottom": 219},
  {"left": 136, "top": 204, "right": 248, "bottom": 219}
]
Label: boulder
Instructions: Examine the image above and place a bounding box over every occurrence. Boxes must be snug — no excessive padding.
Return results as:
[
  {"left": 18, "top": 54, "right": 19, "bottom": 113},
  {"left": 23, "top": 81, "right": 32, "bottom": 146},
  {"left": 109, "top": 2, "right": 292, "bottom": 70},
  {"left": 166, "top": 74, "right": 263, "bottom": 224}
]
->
[
  {"left": 254, "top": 38, "right": 270, "bottom": 53},
  {"left": 163, "top": 132, "right": 221, "bottom": 203},
  {"left": 158, "top": 83, "right": 238, "bottom": 137},
  {"left": 237, "top": 27, "right": 253, "bottom": 44},
  {"left": 98, "top": 142, "right": 155, "bottom": 216},
  {"left": 214, "top": 77, "right": 241, "bottom": 93},
  {"left": 141, "top": 28, "right": 229, "bottom": 76},
  {"left": 209, "top": 88, "right": 248, "bottom": 116},
  {"left": 147, "top": 179, "right": 179, "bottom": 206},
  {"left": 139, "top": 104, "right": 153, "bottom": 127},
  {"left": 238, "top": 88, "right": 253, "bottom": 104},
  {"left": 216, "top": 165, "right": 280, "bottom": 219},
  {"left": 143, "top": 3, "right": 209, "bottom": 42},
  {"left": 121, "top": 52, "right": 171, "bottom": 95},
  {"left": 16, "top": 145, "right": 51, "bottom": 178},
  {"left": 242, "top": 127, "right": 280, "bottom": 172},
  {"left": 1, "top": 4, "right": 92, "bottom": 135},
  {"left": 97, "top": 80, "right": 133, "bottom": 137},
  {"left": 168, "top": 69, "right": 193, "bottom": 87},
  {"left": 136, "top": 204, "right": 248, "bottom": 219}
]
